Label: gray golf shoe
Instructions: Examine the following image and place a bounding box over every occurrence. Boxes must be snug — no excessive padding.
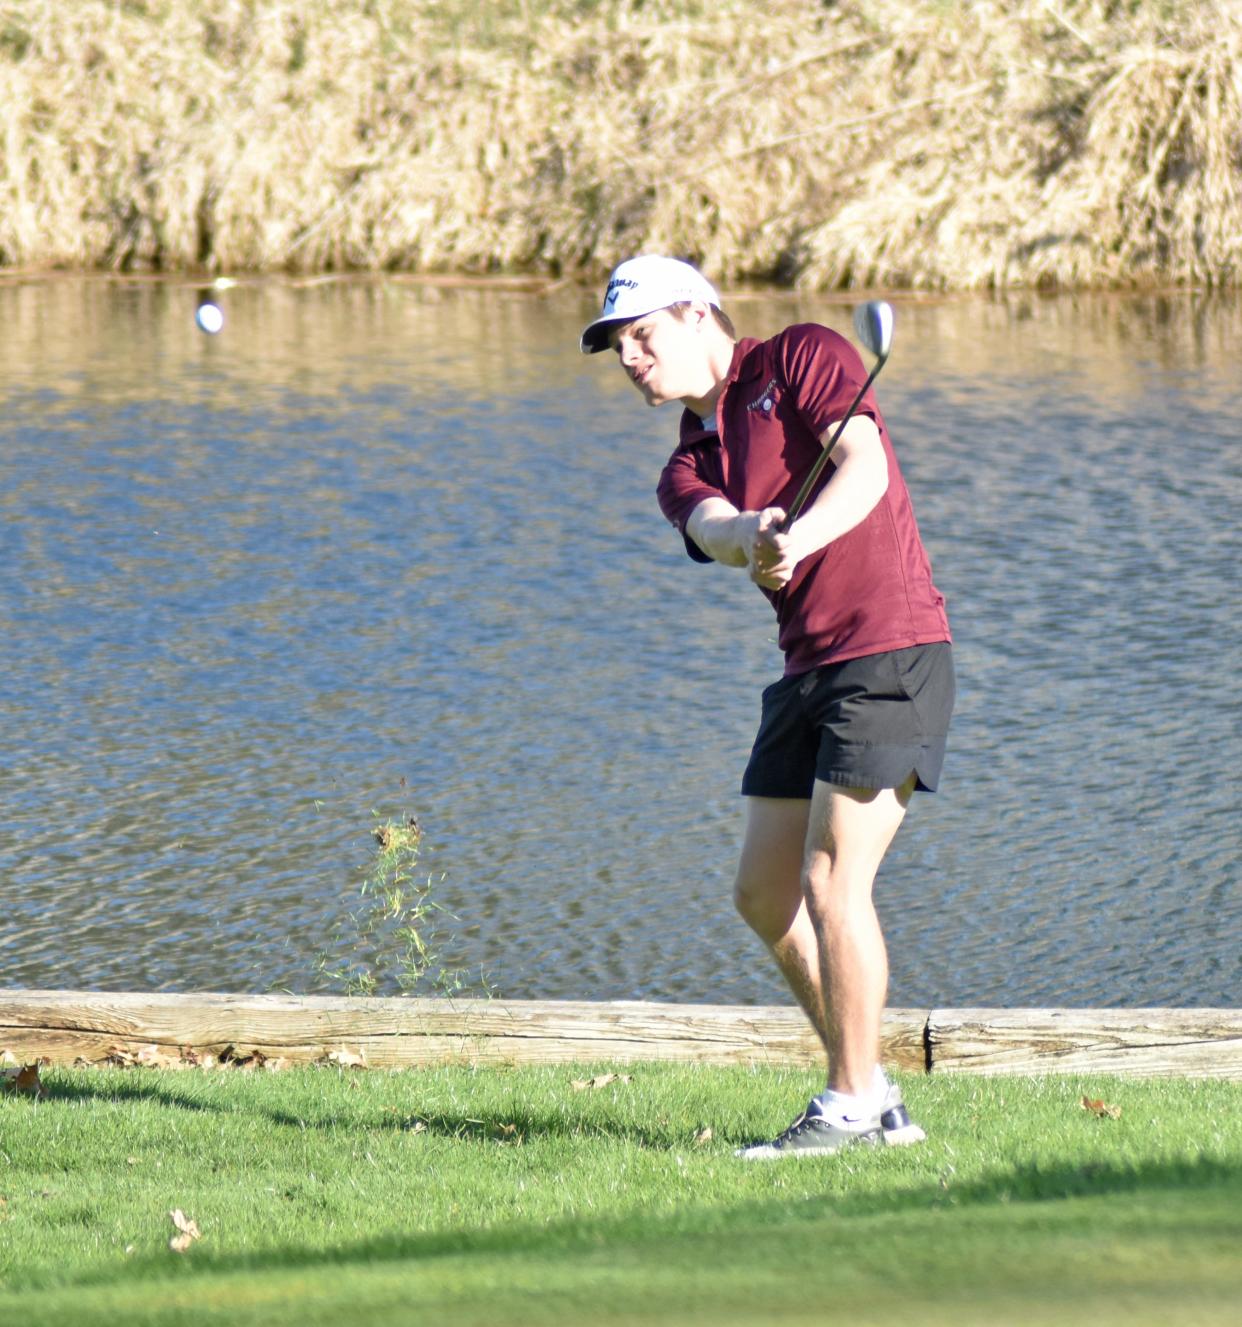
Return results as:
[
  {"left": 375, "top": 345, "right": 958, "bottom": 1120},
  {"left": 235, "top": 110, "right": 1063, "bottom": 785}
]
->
[
  {"left": 734, "top": 1099, "right": 882, "bottom": 1160},
  {"left": 735, "top": 1081, "right": 926, "bottom": 1160},
  {"left": 879, "top": 1080, "right": 927, "bottom": 1146}
]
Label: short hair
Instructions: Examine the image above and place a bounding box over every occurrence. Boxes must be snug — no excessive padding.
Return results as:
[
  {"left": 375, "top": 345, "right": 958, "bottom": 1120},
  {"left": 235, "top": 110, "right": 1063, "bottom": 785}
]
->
[{"left": 667, "top": 301, "right": 736, "bottom": 341}]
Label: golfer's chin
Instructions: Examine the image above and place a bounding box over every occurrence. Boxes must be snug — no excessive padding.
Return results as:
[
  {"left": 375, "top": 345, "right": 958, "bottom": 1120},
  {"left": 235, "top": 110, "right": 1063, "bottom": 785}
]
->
[{"left": 634, "top": 378, "right": 674, "bottom": 407}]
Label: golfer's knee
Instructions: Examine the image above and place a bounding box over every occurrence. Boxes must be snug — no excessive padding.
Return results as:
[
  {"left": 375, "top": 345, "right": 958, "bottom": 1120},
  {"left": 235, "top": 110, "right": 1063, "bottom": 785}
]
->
[
  {"left": 733, "top": 871, "right": 791, "bottom": 942},
  {"left": 801, "top": 857, "right": 861, "bottom": 924},
  {"left": 803, "top": 872, "right": 884, "bottom": 965},
  {"left": 800, "top": 854, "right": 834, "bottom": 906},
  {"left": 733, "top": 871, "right": 764, "bottom": 926}
]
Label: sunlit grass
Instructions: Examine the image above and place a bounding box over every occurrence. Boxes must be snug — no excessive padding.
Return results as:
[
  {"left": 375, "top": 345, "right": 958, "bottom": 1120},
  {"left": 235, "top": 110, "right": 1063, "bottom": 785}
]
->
[{"left": 2, "top": 1064, "right": 1240, "bottom": 1323}]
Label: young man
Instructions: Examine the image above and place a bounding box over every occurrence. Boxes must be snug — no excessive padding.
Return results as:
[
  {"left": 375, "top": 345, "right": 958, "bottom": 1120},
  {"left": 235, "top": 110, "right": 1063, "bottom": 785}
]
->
[{"left": 581, "top": 255, "right": 954, "bottom": 1157}]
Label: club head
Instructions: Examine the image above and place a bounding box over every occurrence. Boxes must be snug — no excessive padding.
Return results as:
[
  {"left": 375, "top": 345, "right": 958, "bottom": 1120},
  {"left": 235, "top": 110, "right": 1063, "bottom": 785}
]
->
[{"left": 852, "top": 300, "right": 894, "bottom": 362}]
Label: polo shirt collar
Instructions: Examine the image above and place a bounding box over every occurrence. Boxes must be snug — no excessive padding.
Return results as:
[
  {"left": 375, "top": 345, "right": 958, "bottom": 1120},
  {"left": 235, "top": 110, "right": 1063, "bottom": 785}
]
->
[{"left": 677, "top": 337, "right": 766, "bottom": 443}]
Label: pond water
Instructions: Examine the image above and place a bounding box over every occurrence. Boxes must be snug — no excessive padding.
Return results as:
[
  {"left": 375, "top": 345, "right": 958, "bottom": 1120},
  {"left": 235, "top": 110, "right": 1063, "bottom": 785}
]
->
[{"left": 1, "top": 275, "right": 1238, "bottom": 1008}]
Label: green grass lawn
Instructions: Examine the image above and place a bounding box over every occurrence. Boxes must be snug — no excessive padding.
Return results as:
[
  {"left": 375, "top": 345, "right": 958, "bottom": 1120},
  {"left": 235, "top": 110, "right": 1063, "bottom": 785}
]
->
[{"left": 3, "top": 1062, "right": 1240, "bottom": 1324}]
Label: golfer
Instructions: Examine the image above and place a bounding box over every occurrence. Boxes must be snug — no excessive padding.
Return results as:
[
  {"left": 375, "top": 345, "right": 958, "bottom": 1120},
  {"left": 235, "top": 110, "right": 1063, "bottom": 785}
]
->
[{"left": 581, "top": 256, "right": 954, "bottom": 1157}]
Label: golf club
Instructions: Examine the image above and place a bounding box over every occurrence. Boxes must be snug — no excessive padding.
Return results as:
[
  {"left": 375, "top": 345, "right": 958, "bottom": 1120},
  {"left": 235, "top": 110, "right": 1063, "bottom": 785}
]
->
[{"left": 778, "top": 300, "right": 895, "bottom": 532}]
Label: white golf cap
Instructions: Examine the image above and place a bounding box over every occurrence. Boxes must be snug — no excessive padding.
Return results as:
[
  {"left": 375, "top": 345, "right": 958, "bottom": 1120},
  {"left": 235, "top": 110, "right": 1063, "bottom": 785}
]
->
[{"left": 580, "top": 255, "right": 721, "bottom": 354}]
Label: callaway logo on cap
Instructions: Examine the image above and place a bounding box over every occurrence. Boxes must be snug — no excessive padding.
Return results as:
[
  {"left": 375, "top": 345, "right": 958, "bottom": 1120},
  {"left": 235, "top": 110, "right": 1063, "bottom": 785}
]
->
[{"left": 580, "top": 256, "right": 721, "bottom": 354}]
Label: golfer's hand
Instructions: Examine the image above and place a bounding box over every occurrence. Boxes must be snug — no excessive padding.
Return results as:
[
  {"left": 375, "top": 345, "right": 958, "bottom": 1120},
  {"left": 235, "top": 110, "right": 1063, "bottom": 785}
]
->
[{"left": 744, "top": 508, "right": 796, "bottom": 589}]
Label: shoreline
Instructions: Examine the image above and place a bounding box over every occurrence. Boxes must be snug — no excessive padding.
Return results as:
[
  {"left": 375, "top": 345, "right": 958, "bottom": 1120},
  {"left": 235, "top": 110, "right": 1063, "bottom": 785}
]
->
[
  {"left": 2, "top": 266, "right": 1232, "bottom": 305},
  {"left": 3, "top": 991, "right": 1240, "bottom": 1079},
  {"left": 2, "top": 2, "right": 1238, "bottom": 291}
]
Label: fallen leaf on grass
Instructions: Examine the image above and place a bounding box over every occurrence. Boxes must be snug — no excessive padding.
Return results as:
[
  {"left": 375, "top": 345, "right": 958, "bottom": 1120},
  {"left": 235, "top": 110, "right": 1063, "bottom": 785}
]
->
[
  {"left": 1081, "top": 1095, "right": 1122, "bottom": 1119},
  {"left": 168, "top": 1209, "right": 201, "bottom": 1253},
  {"left": 98, "top": 1043, "right": 289, "bottom": 1073},
  {"left": 219, "top": 1046, "right": 270, "bottom": 1071},
  {"left": 103, "top": 1044, "right": 182, "bottom": 1069},
  {"left": 571, "top": 1073, "right": 633, "bottom": 1092},
  {"left": 137, "top": 1045, "right": 185, "bottom": 1070},
  {"left": 1, "top": 1063, "right": 47, "bottom": 1099},
  {"left": 323, "top": 1048, "right": 367, "bottom": 1069}
]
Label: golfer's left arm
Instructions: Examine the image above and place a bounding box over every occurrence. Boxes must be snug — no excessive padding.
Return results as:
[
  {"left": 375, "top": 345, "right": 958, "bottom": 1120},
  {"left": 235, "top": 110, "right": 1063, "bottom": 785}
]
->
[{"left": 764, "top": 415, "right": 889, "bottom": 582}]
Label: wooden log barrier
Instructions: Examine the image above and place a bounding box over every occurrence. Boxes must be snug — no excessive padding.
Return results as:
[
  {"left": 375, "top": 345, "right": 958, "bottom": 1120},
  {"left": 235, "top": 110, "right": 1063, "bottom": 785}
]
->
[
  {"left": 925, "top": 1007, "right": 1242, "bottom": 1080},
  {"left": 0, "top": 990, "right": 922, "bottom": 1071},
  {"left": 1, "top": 991, "right": 1239, "bottom": 1078}
]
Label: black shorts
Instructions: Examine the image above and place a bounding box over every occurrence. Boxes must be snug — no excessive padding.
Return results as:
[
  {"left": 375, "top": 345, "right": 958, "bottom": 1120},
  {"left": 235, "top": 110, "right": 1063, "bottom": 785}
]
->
[{"left": 740, "top": 642, "right": 955, "bottom": 799}]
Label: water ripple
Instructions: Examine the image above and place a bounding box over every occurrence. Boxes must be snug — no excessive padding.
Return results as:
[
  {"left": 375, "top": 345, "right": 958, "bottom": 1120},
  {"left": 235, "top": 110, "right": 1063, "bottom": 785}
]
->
[{"left": 1, "top": 280, "right": 1238, "bottom": 1006}]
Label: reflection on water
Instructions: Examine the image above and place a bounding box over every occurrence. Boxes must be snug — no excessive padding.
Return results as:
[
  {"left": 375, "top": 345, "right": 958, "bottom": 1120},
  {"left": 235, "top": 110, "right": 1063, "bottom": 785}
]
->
[{"left": 1, "top": 276, "right": 1239, "bottom": 1007}]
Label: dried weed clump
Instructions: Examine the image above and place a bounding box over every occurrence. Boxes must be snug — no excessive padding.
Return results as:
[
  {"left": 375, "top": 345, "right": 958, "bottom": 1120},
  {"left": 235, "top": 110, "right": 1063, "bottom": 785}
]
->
[
  {"left": 795, "top": 0, "right": 1242, "bottom": 291},
  {"left": 0, "top": 0, "right": 1238, "bottom": 289}
]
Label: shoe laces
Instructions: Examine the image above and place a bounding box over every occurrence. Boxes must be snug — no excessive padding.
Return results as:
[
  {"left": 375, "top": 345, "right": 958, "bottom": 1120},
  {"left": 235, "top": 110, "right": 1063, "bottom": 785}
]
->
[{"left": 774, "top": 1106, "right": 821, "bottom": 1145}]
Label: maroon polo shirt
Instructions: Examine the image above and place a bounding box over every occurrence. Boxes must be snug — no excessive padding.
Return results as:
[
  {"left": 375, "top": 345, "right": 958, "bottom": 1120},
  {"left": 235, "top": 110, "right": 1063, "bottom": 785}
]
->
[{"left": 656, "top": 323, "right": 950, "bottom": 675}]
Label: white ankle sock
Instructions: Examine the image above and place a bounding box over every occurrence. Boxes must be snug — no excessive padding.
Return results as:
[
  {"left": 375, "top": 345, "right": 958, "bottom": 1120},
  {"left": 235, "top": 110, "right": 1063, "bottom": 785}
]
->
[
  {"left": 815, "top": 1087, "right": 878, "bottom": 1122},
  {"left": 816, "top": 1067, "right": 889, "bottom": 1119}
]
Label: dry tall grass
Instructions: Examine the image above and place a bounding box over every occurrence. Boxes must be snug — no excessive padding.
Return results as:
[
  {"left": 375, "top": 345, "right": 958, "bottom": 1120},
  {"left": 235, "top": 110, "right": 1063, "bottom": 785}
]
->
[{"left": 1, "top": 0, "right": 1238, "bottom": 288}]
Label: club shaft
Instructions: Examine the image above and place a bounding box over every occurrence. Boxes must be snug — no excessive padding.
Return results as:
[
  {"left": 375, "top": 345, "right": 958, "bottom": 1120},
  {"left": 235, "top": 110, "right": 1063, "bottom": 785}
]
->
[{"left": 778, "top": 355, "right": 887, "bottom": 532}]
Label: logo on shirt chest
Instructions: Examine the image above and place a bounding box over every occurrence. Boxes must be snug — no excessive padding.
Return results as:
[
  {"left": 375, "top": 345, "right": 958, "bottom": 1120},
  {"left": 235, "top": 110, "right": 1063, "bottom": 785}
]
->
[{"left": 745, "top": 377, "right": 780, "bottom": 415}]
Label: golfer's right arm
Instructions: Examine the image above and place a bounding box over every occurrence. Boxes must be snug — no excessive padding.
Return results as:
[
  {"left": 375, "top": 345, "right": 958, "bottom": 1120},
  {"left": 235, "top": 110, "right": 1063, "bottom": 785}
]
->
[{"left": 686, "top": 498, "right": 786, "bottom": 586}]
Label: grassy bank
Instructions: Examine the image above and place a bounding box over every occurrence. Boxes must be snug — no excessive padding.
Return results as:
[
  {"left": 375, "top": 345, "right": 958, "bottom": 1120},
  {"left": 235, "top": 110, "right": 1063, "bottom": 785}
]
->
[
  {"left": 2, "top": 1062, "right": 1241, "bottom": 1323},
  {"left": 1, "top": 1, "right": 1238, "bottom": 289}
]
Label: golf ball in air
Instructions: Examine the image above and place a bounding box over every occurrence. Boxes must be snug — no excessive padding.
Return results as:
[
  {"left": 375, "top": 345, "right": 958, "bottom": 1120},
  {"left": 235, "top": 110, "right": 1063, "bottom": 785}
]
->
[{"left": 195, "top": 303, "right": 224, "bottom": 335}]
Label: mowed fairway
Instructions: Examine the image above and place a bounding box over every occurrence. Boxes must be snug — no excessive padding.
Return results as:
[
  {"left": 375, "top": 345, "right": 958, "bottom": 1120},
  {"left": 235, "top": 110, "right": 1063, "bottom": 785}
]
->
[{"left": 2, "top": 1064, "right": 1239, "bottom": 1325}]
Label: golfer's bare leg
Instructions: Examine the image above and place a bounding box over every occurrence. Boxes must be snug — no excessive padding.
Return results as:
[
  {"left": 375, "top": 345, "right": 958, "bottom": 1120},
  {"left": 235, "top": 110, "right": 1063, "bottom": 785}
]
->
[
  {"left": 802, "top": 775, "right": 915, "bottom": 1099},
  {"left": 733, "top": 796, "right": 831, "bottom": 1050}
]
